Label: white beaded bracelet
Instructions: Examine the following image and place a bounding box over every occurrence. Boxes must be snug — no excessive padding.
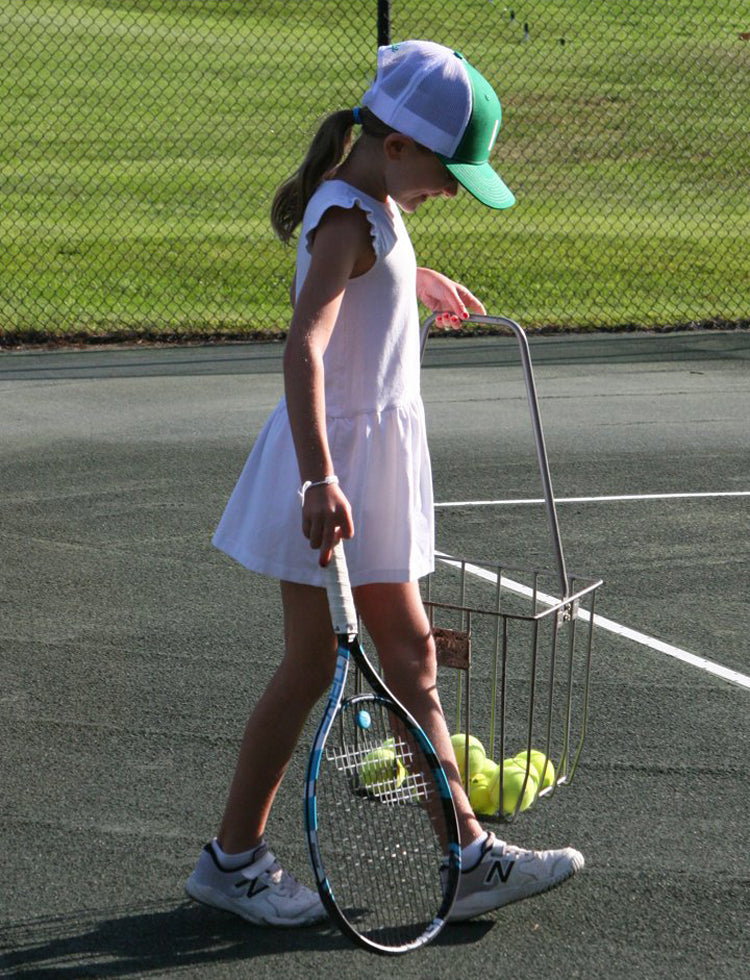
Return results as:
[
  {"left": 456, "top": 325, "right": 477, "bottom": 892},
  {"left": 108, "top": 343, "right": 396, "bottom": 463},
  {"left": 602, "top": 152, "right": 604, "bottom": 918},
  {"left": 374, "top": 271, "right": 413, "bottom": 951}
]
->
[{"left": 298, "top": 475, "right": 339, "bottom": 505}]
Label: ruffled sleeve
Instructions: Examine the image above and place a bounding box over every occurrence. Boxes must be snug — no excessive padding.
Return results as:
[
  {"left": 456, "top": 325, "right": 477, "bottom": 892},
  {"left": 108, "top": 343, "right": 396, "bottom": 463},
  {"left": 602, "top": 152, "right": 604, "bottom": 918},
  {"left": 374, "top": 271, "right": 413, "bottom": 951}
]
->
[{"left": 301, "top": 180, "right": 398, "bottom": 261}]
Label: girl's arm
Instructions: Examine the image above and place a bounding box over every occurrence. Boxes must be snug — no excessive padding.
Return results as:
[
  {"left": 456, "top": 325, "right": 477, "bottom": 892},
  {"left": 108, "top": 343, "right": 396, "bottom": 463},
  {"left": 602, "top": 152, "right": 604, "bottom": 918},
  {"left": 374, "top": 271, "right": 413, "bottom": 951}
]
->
[
  {"left": 416, "top": 267, "right": 486, "bottom": 328},
  {"left": 283, "top": 206, "right": 374, "bottom": 566}
]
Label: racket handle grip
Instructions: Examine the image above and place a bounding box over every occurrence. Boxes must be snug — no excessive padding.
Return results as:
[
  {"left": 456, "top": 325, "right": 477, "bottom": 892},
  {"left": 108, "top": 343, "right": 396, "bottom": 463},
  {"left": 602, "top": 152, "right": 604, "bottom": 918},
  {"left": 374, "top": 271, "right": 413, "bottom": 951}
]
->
[{"left": 325, "top": 542, "right": 358, "bottom": 637}]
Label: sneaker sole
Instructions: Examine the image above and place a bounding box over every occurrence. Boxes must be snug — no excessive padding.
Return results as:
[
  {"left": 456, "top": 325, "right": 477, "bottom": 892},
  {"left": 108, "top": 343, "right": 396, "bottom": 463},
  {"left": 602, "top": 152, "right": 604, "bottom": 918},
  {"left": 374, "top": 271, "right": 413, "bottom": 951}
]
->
[
  {"left": 184, "top": 877, "right": 327, "bottom": 928},
  {"left": 448, "top": 852, "right": 584, "bottom": 922}
]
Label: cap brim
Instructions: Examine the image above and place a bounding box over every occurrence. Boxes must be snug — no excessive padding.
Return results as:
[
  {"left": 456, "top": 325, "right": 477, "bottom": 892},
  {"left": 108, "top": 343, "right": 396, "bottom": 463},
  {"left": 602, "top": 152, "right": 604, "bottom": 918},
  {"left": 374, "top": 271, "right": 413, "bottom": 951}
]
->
[{"left": 441, "top": 159, "right": 515, "bottom": 210}]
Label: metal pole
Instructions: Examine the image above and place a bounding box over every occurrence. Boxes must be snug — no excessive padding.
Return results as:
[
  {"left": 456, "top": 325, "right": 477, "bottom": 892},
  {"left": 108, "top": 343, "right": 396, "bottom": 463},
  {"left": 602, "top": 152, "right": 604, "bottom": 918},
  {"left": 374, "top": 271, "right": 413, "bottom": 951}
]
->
[
  {"left": 377, "top": 0, "right": 391, "bottom": 46},
  {"left": 420, "top": 313, "right": 570, "bottom": 599}
]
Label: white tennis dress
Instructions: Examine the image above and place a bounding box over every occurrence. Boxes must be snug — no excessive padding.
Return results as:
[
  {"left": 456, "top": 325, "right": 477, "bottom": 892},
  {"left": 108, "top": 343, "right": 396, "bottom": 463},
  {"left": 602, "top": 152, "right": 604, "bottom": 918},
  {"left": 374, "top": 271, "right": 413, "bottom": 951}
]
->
[{"left": 212, "top": 180, "right": 434, "bottom": 587}]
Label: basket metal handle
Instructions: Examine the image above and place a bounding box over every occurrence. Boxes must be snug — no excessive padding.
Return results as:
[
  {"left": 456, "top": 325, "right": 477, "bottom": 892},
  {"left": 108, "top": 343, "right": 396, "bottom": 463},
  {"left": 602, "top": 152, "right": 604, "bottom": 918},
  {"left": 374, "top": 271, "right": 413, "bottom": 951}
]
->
[{"left": 420, "top": 314, "right": 569, "bottom": 600}]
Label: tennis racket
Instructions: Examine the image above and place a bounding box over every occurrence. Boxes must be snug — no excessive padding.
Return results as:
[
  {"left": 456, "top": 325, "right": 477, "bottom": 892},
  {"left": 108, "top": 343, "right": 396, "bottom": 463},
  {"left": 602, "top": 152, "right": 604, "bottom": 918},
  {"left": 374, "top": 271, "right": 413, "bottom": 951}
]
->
[{"left": 304, "top": 541, "right": 461, "bottom": 954}]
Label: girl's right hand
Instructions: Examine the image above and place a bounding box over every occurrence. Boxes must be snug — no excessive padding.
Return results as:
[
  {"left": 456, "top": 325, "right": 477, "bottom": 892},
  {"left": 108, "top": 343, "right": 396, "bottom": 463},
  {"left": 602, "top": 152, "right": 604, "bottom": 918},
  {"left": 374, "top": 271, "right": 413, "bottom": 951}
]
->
[{"left": 302, "top": 483, "right": 355, "bottom": 567}]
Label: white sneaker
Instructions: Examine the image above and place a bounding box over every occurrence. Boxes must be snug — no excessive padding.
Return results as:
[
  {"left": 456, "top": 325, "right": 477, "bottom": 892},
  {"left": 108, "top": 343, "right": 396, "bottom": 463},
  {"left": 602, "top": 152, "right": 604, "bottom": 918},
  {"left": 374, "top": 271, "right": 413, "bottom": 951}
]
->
[
  {"left": 448, "top": 833, "right": 584, "bottom": 922},
  {"left": 185, "top": 841, "right": 327, "bottom": 927}
]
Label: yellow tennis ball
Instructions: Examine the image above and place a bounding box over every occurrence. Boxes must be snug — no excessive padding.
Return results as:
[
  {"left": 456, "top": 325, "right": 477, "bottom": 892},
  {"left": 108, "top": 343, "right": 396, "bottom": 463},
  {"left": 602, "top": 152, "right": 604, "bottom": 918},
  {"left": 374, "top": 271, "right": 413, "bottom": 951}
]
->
[
  {"left": 393, "top": 758, "right": 407, "bottom": 787},
  {"left": 450, "top": 733, "right": 486, "bottom": 781},
  {"left": 465, "top": 758, "right": 501, "bottom": 815},
  {"left": 450, "top": 732, "right": 486, "bottom": 755},
  {"left": 514, "top": 749, "right": 556, "bottom": 790},
  {"left": 468, "top": 772, "right": 493, "bottom": 815},
  {"left": 489, "top": 759, "right": 539, "bottom": 815},
  {"left": 359, "top": 747, "right": 404, "bottom": 791}
]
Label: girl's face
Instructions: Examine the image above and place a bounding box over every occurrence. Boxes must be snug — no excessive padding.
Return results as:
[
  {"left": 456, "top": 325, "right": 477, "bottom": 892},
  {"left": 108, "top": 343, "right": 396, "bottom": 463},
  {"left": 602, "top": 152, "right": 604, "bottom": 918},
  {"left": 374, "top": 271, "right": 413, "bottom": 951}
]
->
[{"left": 384, "top": 137, "right": 459, "bottom": 212}]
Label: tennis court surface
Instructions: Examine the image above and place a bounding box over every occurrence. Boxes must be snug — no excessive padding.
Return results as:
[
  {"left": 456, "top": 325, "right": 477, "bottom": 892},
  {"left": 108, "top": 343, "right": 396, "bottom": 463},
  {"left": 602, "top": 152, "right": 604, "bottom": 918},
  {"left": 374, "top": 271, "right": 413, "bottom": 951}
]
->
[{"left": 1, "top": 330, "right": 747, "bottom": 978}]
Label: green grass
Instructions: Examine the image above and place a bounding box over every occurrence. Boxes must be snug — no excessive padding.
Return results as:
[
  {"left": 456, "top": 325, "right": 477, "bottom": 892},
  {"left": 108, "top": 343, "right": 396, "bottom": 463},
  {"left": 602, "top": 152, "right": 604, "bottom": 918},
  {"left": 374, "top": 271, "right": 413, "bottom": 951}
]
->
[{"left": 0, "top": 0, "right": 748, "bottom": 342}]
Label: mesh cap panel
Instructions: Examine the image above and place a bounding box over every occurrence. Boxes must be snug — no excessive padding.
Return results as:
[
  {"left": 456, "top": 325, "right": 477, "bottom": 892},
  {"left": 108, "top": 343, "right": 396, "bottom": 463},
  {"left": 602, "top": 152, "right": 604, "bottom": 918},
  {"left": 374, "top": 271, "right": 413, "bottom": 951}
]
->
[{"left": 362, "top": 41, "right": 472, "bottom": 155}]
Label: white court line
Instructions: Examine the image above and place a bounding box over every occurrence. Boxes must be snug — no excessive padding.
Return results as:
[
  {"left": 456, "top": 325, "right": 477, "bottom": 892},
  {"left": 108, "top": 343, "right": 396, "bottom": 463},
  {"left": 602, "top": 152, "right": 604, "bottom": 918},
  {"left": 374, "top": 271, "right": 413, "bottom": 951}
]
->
[
  {"left": 437, "top": 553, "right": 750, "bottom": 691},
  {"left": 435, "top": 491, "right": 750, "bottom": 508}
]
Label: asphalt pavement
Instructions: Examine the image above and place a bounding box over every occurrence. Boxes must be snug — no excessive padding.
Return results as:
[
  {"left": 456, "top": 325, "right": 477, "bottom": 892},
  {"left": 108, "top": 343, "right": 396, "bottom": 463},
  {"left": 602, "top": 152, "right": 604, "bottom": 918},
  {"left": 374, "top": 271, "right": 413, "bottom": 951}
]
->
[{"left": 1, "top": 329, "right": 748, "bottom": 979}]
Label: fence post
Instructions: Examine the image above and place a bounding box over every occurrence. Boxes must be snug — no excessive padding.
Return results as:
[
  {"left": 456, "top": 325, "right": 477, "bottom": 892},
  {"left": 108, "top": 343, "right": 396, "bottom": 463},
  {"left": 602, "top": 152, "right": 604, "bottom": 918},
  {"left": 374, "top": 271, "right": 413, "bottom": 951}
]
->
[{"left": 377, "top": 0, "right": 391, "bottom": 46}]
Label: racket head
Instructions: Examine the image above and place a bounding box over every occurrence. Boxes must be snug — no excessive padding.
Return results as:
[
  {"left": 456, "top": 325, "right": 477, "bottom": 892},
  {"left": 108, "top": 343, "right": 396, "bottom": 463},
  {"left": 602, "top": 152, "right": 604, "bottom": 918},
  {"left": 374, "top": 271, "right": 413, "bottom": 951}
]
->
[{"left": 305, "top": 641, "right": 461, "bottom": 954}]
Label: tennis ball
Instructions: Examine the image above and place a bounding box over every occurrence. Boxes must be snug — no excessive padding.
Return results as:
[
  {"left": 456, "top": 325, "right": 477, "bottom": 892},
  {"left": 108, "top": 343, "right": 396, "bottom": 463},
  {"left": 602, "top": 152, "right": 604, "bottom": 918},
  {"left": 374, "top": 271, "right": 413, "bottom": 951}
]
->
[
  {"left": 468, "top": 772, "right": 493, "bottom": 815},
  {"left": 466, "top": 758, "right": 500, "bottom": 814},
  {"left": 514, "top": 749, "right": 556, "bottom": 790},
  {"left": 450, "top": 733, "right": 486, "bottom": 781},
  {"left": 488, "top": 759, "right": 539, "bottom": 816},
  {"left": 359, "top": 747, "right": 405, "bottom": 792},
  {"left": 479, "top": 757, "right": 499, "bottom": 782},
  {"left": 450, "top": 732, "right": 485, "bottom": 755}
]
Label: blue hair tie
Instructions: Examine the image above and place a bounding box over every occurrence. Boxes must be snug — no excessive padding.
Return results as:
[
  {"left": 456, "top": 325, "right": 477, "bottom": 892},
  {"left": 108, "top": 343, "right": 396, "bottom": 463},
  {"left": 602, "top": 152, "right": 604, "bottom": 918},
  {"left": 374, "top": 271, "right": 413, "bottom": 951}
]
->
[{"left": 352, "top": 107, "right": 362, "bottom": 124}]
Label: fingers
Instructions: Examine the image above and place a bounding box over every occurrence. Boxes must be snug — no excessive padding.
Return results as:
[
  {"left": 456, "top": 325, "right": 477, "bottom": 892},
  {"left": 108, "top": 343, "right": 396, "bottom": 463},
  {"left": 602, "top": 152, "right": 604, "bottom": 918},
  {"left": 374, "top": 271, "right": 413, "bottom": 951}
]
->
[
  {"left": 434, "top": 310, "right": 465, "bottom": 329},
  {"left": 302, "top": 485, "right": 354, "bottom": 567},
  {"left": 315, "top": 512, "right": 352, "bottom": 568},
  {"left": 433, "top": 282, "right": 486, "bottom": 330},
  {"left": 417, "top": 268, "right": 486, "bottom": 328},
  {"left": 456, "top": 283, "right": 487, "bottom": 316},
  {"left": 318, "top": 531, "right": 341, "bottom": 569}
]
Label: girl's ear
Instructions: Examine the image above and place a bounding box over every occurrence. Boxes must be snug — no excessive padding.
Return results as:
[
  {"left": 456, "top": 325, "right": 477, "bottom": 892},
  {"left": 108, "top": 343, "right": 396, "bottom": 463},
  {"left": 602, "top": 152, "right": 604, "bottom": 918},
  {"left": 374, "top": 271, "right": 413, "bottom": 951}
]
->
[{"left": 383, "top": 132, "right": 415, "bottom": 161}]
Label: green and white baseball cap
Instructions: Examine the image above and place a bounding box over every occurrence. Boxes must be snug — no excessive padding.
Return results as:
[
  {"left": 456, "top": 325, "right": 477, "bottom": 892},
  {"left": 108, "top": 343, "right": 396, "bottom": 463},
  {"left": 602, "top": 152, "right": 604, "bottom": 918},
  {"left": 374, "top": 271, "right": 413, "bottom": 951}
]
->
[{"left": 361, "top": 40, "right": 515, "bottom": 210}]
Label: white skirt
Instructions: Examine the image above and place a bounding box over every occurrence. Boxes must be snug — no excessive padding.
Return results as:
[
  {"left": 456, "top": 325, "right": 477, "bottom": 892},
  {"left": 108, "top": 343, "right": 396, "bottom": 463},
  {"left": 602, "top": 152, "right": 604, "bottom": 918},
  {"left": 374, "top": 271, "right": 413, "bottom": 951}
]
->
[{"left": 212, "top": 396, "right": 435, "bottom": 587}]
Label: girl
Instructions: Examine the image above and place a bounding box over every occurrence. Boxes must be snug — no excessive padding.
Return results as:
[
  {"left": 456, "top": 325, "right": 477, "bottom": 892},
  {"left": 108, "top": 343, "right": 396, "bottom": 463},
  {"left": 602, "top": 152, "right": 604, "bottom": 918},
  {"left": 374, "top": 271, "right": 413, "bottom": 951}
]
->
[{"left": 186, "top": 40, "right": 583, "bottom": 927}]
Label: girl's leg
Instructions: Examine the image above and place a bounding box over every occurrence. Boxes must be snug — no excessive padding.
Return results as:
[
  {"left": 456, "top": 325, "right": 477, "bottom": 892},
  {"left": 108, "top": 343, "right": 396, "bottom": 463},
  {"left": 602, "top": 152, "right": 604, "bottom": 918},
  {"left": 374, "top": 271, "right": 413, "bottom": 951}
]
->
[
  {"left": 353, "top": 580, "right": 484, "bottom": 848},
  {"left": 196, "top": 576, "right": 582, "bottom": 926},
  {"left": 217, "top": 581, "right": 336, "bottom": 853}
]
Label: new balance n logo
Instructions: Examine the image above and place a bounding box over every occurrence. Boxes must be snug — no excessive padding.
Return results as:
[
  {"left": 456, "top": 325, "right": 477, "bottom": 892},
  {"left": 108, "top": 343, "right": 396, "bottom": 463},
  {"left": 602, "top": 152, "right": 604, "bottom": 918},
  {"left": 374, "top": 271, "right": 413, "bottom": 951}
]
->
[{"left": 484, "top": 856, "right": 515, "bottom": 885}]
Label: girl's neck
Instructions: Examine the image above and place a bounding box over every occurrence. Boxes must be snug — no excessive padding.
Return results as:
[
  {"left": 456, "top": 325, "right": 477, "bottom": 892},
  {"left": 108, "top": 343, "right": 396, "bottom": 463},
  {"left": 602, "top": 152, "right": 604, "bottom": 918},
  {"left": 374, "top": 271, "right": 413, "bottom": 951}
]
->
[{"left": 330, "top": 139, "right": 388, "bottom": 203}]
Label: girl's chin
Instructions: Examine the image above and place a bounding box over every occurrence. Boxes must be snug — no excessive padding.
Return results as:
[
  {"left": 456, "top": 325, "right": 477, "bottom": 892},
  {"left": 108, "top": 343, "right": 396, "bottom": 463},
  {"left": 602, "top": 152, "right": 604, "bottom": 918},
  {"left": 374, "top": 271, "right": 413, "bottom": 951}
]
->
[{"left": 398, "top": 195, "right": 427, "bottom": 213}]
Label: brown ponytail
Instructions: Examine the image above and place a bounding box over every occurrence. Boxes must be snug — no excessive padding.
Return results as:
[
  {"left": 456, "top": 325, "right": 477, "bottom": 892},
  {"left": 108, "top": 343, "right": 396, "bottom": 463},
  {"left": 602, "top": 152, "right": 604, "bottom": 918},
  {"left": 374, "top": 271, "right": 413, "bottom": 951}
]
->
[
  {"left": 270, "top": 109, "right": 357, "bottom": 244},
  {"left": 270, "top": 108, "right": 400, "bottom": 244}
]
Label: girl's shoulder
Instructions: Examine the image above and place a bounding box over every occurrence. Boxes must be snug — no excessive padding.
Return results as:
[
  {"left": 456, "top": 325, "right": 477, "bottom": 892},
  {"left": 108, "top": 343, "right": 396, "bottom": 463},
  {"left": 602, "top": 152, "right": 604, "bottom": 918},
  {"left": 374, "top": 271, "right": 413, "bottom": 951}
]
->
[
  {"left": 301, "top": 180, "right": 400, "bottom": 260},
  {"left": 312, "top": 178, "right": 391, "bottom": 211}
]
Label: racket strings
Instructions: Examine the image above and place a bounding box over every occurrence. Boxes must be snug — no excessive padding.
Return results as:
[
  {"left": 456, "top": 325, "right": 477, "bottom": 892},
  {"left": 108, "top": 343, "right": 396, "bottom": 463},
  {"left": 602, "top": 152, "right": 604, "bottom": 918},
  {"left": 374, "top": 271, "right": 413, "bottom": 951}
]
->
[
  {"left": 325, "top": 738, "right": 430, "bottom": 805},
  {"left": 317, "top": 699, "right": 449, "bottom": 947}
]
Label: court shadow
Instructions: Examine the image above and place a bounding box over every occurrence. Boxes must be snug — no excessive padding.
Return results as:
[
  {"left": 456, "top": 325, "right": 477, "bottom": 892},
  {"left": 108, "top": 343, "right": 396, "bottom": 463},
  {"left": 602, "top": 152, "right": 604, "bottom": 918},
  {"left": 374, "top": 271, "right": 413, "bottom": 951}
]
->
[
  {"left": 0, "top": 900, "right": 348, "bottom": 977},
  {"left": 435, "top": 919, "right": 496, "bottom": 948},
  {"left": 0, "top": 901, "right": 497, "bottom": 975}
]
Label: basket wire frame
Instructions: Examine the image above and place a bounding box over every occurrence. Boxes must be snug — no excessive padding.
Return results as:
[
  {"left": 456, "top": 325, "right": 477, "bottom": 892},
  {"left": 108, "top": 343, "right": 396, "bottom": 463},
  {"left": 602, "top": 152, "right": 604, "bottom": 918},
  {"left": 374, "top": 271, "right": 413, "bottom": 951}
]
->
[
  {"left": 419, "top": 314, "right": 603, "bottom": 821},
  {"left": 424, "top": 558, "right": 601, "bottom": 822}
]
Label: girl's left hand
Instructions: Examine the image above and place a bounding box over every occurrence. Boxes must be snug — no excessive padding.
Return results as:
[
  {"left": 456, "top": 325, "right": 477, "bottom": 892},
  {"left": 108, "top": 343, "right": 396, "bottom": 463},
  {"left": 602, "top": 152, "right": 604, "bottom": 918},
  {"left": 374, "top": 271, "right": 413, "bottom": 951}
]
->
[{"left": 416, "top": 268, "right": 486, "bottom": 329}]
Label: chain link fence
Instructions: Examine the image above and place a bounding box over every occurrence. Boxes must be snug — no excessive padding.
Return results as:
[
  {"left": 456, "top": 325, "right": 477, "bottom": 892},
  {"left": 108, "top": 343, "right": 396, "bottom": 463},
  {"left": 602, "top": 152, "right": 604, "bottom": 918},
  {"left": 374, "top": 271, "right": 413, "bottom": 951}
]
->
[{"left": 1, "top": 0, "right": 748, "bottom": 344}]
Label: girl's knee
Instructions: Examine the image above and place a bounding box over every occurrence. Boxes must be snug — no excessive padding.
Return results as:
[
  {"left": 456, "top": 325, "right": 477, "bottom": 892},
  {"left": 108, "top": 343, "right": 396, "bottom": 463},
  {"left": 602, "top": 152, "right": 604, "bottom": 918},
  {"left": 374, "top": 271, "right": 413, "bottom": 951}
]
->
[{"left": 381, "top": 631, "right": 437, "bottom": 690}]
